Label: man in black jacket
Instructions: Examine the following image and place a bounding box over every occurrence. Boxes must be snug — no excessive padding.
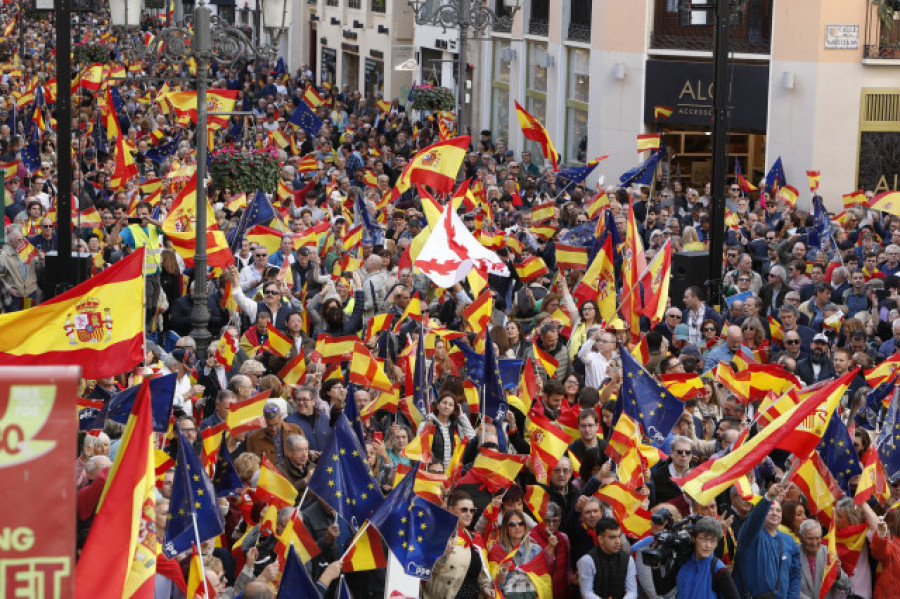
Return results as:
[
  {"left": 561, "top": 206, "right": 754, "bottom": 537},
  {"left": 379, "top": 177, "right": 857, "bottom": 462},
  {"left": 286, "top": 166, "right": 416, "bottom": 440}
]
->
[{"left": 795, "top": 333, "right": 836, "bottom": 385}]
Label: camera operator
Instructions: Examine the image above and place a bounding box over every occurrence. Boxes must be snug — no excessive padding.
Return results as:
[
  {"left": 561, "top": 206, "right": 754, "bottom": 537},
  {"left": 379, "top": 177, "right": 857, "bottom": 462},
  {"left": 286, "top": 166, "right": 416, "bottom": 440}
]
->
[
  {"left": 650, "top": 516, "right": 740, "bottom": 599},
  {"left": 733, "top": 483, "right": 802, "bottom": 599}
]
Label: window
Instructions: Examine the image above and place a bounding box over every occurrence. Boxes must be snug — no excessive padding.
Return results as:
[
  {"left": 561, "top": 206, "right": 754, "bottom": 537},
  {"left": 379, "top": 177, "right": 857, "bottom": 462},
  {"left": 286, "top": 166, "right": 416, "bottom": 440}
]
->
[
  {"left": 491, "top": 40, "right": 511, "bottom": 143},
  {"left": 348, "top": 0, "right": 361, "bottom": 8},
  {"left": 568, "top": 0, "right": 592, "bottom": 42},
  {"left": 371, "top": 0, "right": 385, "bottom": 12},
  {"left": 565, "top": 48, "right": 590, "bottom": 164},
  {"left": 525, "top": 41, "right": 549, "bottom": 163},
  {"left": 652, "top": 0, "right": 772, "bottom": 53},
  {"left": 529, "top": 0, "right": 549, "bottom": 35},
  {"left": 326, "top": 0, "right": 338, "bottom": 6}
]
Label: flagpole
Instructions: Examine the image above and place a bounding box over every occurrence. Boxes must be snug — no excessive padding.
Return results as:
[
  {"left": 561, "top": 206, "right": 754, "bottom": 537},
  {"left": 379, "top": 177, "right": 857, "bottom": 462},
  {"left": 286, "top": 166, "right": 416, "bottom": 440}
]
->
[
  {"left": 614, "top": 239, "right": 670, "bottom": 316},
  {"left": 339, "top": 520, "right": 370, "bottom": 561},
  {"left": 192, "top": 513, "right": 211, "bottom": 599}
]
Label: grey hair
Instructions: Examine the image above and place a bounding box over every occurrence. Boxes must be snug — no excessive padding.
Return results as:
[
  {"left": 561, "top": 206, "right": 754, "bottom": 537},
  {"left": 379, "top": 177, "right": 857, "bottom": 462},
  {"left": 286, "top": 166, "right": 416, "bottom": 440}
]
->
[
  {"left": 545, "top": 502, "right": 562, "bottom": 520},
  {"left": 670, "top": 435, "right": 692, "bottom": 450},
  {"left": 85, "top": 455, "right": 111, "bottom": 475},
  {"left": 798, "top": 519, "right": 821, "bottom": 538},
  {"left": 285, "top": 434, "right": 307, "bottom": 451},
  {"left": 692, "top": 516, "right": 723, "bottom": 540},
  {"left": 778, "top": 304, "right": 799, "bottom": 317},
  {"left": 769, "top": 265, "right": 786, "bottom": 280}
]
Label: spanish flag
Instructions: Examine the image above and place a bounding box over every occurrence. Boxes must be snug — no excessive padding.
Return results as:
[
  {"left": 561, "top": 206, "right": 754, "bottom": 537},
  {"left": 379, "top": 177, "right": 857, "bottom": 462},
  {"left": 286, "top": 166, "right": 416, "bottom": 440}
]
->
[
  {"left": 80, "top": 63, "right": 107, "bottom": 91},
  {"left": 532, "top": 339, "right": 559, "bottom": 378},
  {"left": 264, "top": 323, "right": 293, "bottom": 357},
  {"left": 360, "top": 384, "right": 400, "bottom": 422},
  {"left": 185, "top": 543, "right": 214, "bottom": 599},
  {"left": 524, "top": 485, "right": 550, "bottom": 522},
  {"left": 806, "top": 170, "right": 821, "bottom": 193},
  {"left": 788, "top": 453, "right": 841, "bottom": 525},
  {"left": 0, "top": 249, "right": 144, "bottom": 378},
  {"left": 843, "top": 190, "right": 867, "bottom": 210},
  {"left": 395, "top": 135, "right": 470, "bottom": 194},
  {"left": 636, "top": 133, "right": 661, "bottom": 153},
  {"left": 776, "top": 185, "right": 799, "bottom": 207},
  {"left": 0, "top": 159, "right": 18, "bottom": 179},
  {"left": 400, "top": 422, "right": 434, "bottom": 463},
  {"left": 586, "top": 191, "right": 609, "bottom": 220},
  {"left": 75, "top": 379, "right": 156, "bottom": 598},
  {"left": 277, "top": 510, "right": 321, "bottom": 563},
  {"left": 515, "top": 256, "right": 549, "bottom": 283},
  {"left": 226, "top": 391, "right": 271, "bottom": 434},
  {"left": 531, "top": 200, "right": 555, "bottom": 223},
  {"left": 514, "top": 100, "right": 559, "bottom": 170},
  {"left": 676, "top": 370, "right": 855, "bottom": 505},
  {"left": 343, "top": 525, "right": 387, "bottom": 572},
  {"left": 528, "top": 409, "right": 572, "bottom": 484},
  {"left": 349, "top": 343, "right": 393, "bottom": 393},
  {"left": 15, "top": 238, "right": 39, "bottom": 265},
  {"left": 279, "top": 349, "right": 307, "bottom": 386},
  {"left": 165, "top": 89, "right": 239, "bottom": 131},
  {"left": 256, "top": 455, "right": 298, "bottom": 508},
  {"left": 864, "top": 351, "right": 900, "bottom": 387},
  {"left": 654, "top": 105, "right": 674, "bottom": 120},
  {"left": 659, "top": 373, "right": 705, "bottom": 400},
  {"left": 246, "top": 224, "right": 285, "bottom": 254},
  {"left": 162, "top": 175, "right": 235, "bottom": 267},
  {"left": 315, "top": 335, "right": 359, "bottom": 363},
  {"left": 768, "top": 316, "right": 785, "bottom": 346},
  {"left": 214, "top": 329, "right": 239, "bottom": 369},
  {"left": 555, "top": 244, "right": 588, "bottom": 270},
  {"left": 462, "top": 292, "right": 493, "bottom": 334},
  {"left": 638, "top": 239, "right": 671, "bottom": 326},
  {"left": 469, "top": 447, "right": 528, "bottom": 493}
]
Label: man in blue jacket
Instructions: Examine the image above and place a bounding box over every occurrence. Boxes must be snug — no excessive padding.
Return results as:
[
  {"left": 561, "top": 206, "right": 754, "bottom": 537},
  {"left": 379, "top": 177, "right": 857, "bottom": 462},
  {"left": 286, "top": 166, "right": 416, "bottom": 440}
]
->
[{"left": 734, "top": 483, "right": 801, "bottom": 599}]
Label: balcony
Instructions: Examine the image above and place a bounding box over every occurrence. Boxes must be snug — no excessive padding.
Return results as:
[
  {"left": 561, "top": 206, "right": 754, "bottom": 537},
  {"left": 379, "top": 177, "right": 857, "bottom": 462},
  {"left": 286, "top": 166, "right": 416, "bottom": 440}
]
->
[
  {"left": 371, "top": 0, "right": 385, "bottom": 13},
  {"left": 491, "top": 0, "right": 513, "bottom": 32},
  {"left": 568, "top": 23, "right": 591, "bottom": 43},
  {"left": 863, "top": 4, "right": 900, "bottom": 61},
  {"left": 650, "top": 0, "right": 772, "bottom": 54},
  {"left": 528, "top": 0, "right": 549, "bottom": 36}
]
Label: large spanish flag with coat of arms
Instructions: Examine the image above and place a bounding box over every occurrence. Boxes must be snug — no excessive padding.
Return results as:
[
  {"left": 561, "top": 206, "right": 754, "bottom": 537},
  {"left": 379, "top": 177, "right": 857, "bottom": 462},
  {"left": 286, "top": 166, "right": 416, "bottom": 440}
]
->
[{"left": 0, "top": 249, "right": 145, "bottom": 378}]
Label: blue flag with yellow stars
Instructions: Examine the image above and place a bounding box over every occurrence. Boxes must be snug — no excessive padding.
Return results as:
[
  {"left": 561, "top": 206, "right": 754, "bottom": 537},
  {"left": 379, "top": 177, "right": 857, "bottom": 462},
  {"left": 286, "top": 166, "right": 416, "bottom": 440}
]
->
[
  {"left": 307, "top": 414, "right": 383, "bottom": 530},
  {"left": 860, "top": 381, "right": 895, "bottom": 430},
  {"left": 212, "top": 434, "right": 243, "bottom": 498},
  {"left": 144, "top": 130, "right": 181, "bottom": 163},
  {"left": 368, "top": 463, "right": 458, "bottom": 579},
  {"left": 498, "top": 359, "right": 523, "bottom": 390},
  {"left": 163, "top": 423, "right": 225, "bottom": 557},
  {"left": 275, "top": 546, "right": 321, "bottom": 599},
  {"left": 105, "top": 373, "right": 176, "bottom": 433},
  {"left": 483, "top": 325, "right": 508, "bottom": 424},
  {"left": 877, "top": 385, "right": 900, "bottom": 479},
  {"left": 344, "top": 382, "right": 367, "bottom": 451},
  {"left": 617, "top": 346, "right": 683, "bottom": 447},
  {"left": 228, "top": 190, "right": 278, "bottom": 252},
  {"left": 556, "top": 159, "right": 602, "bottom": 185},
  {"left": 451, "top": 339, "right": 484, "bottom": 386},
  {"left": 816, "top": 409, "right": 862, "bottom": 495},
  {"left": 289, "top": 99, "right": 324, "bottom": 138},
  {"left": 412, "top": 325, "right": 430, "bottom": 416}
]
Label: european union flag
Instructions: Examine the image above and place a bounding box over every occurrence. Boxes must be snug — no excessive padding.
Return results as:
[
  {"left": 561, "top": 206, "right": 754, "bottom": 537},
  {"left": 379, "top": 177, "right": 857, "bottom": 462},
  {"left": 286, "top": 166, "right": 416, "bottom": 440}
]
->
[
  {"left": 368, "top": 463, "right": 459, "bottom": 579},
  {"left": 617, "top": 347, "right": 683, "bottom": 446},
  {"left": 559, "top": 220, "right": 597, "bottom": 248},
  {"left": 109, "top": 86, "right": 131, "bottom": 133},
  {"left": 212, "top": 434, "right": 242, "bottom": 498},
  {"left": 498, "top": 359, "right": 523, "bottom": 390},
  {"left": 412, "top": 326, "right": 430, "bottom": 415},
  {"left": 344, "top": 382, "right": 367, "bottom": 451},
  {"left": 817, "top": 411, "right": 862, "bottom": 495},
  {"left": 21, "top": 129, "right": 41, "bottom": 174},
  {"left": 483, "top": 327, "right": 508, "bottom": 423},
  {"left": 451, "top": 340, "right": 484, "bottom": 386},
  {"left": 275, "top": 546, "right": 321, "bottom": 599},
  {"left": 355, "top": 192, "right": 383, "bottom": 246},
  {"left": 163, "top": 423, "right": 225, "bottom": 557},
  {"left": 106, "top": 373, "right": 176, "bottom": 433},
  {"left": 619, "top": 145, "right": 665, "bottom": 188},
  {"left": 809, "top": 195, "right": 835, "bottom": 255},
  {"left": 877, "top": 385, "right": 900, "bottom": 478},
  {"left": 307, "top": 414, "right": 384, "bottom": 530},
  {"left": 556, "top": 160, "right": 601, "bottom": 185},
  {"left": 273, "top": 57, "right": 286, "bottom": 78},
  {"left": 228, "top": 190, "right": 278, "bottom": 252},
  {"left": 764, "top": 156, "right": 787, "bottom": 194},
  {"left": 289, "top": 100, "right": 324, "bottom": 138},
  {"left": 144, "top": 131, "right": 182, "bottom": 163}
]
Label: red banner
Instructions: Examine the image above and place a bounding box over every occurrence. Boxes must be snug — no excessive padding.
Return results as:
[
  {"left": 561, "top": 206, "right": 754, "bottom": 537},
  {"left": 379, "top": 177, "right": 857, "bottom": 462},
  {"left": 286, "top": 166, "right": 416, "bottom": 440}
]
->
[{"left": 0, "top": 366, "right": 79, "bottom": 598}]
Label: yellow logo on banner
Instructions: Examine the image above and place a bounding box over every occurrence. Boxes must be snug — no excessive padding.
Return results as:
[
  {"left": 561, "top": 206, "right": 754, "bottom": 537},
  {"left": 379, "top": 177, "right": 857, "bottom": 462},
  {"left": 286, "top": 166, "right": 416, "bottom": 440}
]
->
[{"left": 0, "top": 385, "right": 57, "bottom": 467}]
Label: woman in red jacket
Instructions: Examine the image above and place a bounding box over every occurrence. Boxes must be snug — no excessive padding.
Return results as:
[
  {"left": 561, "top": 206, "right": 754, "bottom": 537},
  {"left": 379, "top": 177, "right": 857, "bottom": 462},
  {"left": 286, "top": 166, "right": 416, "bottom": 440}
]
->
[{"left": 870, "top": 511, "right": 900, "bottom": 597}]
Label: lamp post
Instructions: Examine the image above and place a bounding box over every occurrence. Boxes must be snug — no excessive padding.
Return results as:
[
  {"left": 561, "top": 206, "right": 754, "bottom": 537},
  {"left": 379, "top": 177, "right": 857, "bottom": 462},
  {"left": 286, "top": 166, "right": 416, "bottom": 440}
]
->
[
  {"left": 408, "top": 0, "right": 520, "bottom": 136},
  {"left": 111, "top": 0, "right": 289, "bottom": 359},
  {"left": 705, "top": 0, "right": 744, "bottom": 309}
]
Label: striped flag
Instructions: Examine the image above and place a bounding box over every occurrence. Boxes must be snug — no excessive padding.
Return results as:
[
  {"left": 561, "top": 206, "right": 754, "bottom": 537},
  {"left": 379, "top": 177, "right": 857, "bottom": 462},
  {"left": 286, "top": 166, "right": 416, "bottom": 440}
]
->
[
  {"left": 515, "top": 256, "right": 549, "bottom": 283},
  {"left": 636, "top": 133, "right": 661, "bottom": 153},
  {"left": 555, "top": 243, "right": 588, "bottom": 270},
  {"left": 226, "top": 391, "right": 270, "bottom": 434},
  {"left": 256, "top": 455, "right": 298, "bottom": 508},
  {"left": 654, "top": 105, "right": 674, "bottom": 119},
  {"left": 532, "top": 339, "right": 559, "bottom": 378}
]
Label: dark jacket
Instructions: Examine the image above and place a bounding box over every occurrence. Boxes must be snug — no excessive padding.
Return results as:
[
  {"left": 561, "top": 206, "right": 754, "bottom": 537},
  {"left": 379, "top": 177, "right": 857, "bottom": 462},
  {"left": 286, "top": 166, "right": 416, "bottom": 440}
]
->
[{"left": 795, "top": 356, "right": 836, "bottom": 386}]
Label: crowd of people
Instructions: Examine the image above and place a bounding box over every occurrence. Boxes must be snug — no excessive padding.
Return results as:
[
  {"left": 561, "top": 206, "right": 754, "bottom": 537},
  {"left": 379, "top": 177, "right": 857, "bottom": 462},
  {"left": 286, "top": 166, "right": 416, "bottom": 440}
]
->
[{"left": 4, "top": 5, "right": 900, "bottom": 599}]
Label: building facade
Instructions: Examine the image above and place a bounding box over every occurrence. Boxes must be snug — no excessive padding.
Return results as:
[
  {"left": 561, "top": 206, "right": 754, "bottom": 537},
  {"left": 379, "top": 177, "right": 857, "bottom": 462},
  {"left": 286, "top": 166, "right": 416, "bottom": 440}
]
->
[
  {"left": 472, "top": 0, "right": 900, "bottom": 210},
  {"left": 289, "top": 0, "right": 415, "bottom": 104}
]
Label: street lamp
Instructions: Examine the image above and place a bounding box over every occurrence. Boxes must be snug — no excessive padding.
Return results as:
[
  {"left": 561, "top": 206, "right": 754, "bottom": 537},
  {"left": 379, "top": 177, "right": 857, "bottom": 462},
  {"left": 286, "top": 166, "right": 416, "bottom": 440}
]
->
[
  {"left": 408, "top": 0, "right": 521, "bottom": 136},
  {"left": 110, "top": 0, "right": 288, "bottom": 359}
]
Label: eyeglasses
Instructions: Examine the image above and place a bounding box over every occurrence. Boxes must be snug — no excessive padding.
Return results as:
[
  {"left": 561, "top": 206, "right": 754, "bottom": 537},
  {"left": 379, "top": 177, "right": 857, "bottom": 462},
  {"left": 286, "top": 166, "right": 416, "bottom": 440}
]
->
[
  {"left": 702, "top": 327, "right": 716, "bottom": 332},
  {"left": 673, "top": 449, "right": 691, "bottom": 455},
  {"left": 264, "top": 289, "right": 279, "bottom": 296},
  {"left": 785, "top": 339, "right": 801, "bottom": 345},
  {"left": 730, "top": 187, "right": 739, "bottom": 191},
  {"left": 668, "top": 314, "right": 681, "bottom": 319},
  {"left": 738, "top": 277, "right": 750, "bottom": 282},
  {"left": 456, "top": 507, "right": 477, "bottom": 513},
  {"left": 180, "top": 427, "right": 197, "bottom": 433},
  {"left": 507, "top": 521, "right": 525, "bottom": 528},
  {"left": 41, "top": 225, "right": 52, "bottom": 229},
  {"left": 255, "top": 253, "right": 267, "bottom": 258}
]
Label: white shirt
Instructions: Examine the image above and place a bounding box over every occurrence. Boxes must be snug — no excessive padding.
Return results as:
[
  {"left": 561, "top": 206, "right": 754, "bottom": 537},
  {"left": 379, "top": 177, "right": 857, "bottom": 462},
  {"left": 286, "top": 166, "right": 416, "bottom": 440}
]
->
[
  {"left": 578, "top": 339, "right": 610, "bottom": 389},
  {"left": 173, "top": 373, "right": 192, "bottom": 413}
]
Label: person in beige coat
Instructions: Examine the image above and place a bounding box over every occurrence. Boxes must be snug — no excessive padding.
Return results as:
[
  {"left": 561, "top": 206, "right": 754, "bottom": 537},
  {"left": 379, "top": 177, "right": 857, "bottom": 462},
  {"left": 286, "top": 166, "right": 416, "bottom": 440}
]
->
[
  {"left": 423, "top": 491, "right": 494, "bottom": 599},
  {"left": 0, "top": 226, "right": 41, "bottom": 309}
]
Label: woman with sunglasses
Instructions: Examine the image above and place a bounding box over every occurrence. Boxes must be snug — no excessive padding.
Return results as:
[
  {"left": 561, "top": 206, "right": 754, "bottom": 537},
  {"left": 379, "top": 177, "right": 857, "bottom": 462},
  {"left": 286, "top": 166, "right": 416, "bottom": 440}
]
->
[
  {"left": 488, "top": 509, "right": 547, "bottom": 599},
  {"left": 424, "top": 491, "right": 493, "bottom": 599},
  {"left": 700, "top": 318, "right": 721, "bottom": 353}
]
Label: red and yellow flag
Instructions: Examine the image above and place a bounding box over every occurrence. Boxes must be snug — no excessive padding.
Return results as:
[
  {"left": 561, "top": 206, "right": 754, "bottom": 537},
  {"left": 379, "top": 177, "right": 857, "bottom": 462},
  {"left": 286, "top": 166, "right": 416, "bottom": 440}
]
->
[
  {"left": 278, "top": 349, "right": 307, "bottom": 386},
  {"left": 636, "top": 133, "right": 661, "bottom": 153},
  {"left": 469, "top": 448, "right": 528, "bottom": 493},
  {"left": 514, "top": 100, "right": 559, "bottom": 170},
  {"left": 162, "top": 175, "right": 235, "bottom": 267},
  {"left": 395, "top": 136, "right": 470, "bottom": 194},
  {"left": 0, "top": 249, "right": 144, "bottom": 378},
  {"left": 555, "top": 244, "right": 588, "bottom": 270},
  {"left": 343, "top": 525, "right": 387, "bottom": 572},
  {"left": 226, "top": 391, "right": 271, "bottom": 434},
  {"left": 75, "top": 379, "right": 156, "bottom": 598},
  {"left": 638, "top": 239, "right": 671, "bottom": 326},
  {"left": 515, "top": 256, "right": 549, "bottom": 283},
  {"left": 256, "top": 455, "right": 298, "bottom": 508}
]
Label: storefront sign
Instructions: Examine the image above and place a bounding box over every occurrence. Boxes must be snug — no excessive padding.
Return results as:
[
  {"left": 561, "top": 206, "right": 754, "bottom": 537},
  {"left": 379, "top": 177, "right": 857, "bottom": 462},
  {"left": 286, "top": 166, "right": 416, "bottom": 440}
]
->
[
  {"left": 858, "top": 131, "right": 900, "bottom": 192},
  {"left": 0, "top": 366, "right": 79, "bottom": 599},
  {"left": 825, "top": 25, "right": 859, "bottom": 50},
  {"left": 643, "top": 59, "right": 769, "bottom": 131}
]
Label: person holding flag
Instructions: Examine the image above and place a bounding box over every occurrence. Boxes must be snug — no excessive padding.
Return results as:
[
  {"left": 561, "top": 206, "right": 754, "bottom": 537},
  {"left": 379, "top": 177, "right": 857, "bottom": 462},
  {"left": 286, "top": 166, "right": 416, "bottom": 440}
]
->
[{"left": 108, "top": 200, "right": 163, "bottom": 327}]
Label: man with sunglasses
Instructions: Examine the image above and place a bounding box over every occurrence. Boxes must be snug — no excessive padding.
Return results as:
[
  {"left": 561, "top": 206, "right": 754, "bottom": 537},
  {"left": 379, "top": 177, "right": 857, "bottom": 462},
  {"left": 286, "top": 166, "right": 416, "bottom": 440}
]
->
[
  {"left": 27, "top": 217, "right": 57, "bottom": 254},
  {"left": 227, "top": 268, "right": 303, "bottom": 333},
  {"left": 651, "top": 435, "right": 695, "bottom": 517}
]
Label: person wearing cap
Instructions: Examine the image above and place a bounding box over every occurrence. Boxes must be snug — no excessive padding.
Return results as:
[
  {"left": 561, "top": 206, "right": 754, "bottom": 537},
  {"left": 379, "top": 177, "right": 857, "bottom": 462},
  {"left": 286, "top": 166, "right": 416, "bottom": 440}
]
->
[
  {"left": 795, "top": 333, "right": 835, "bottom": 385},
  {"left": 245, "top": 401, "right": 304, "bottom": 465},
  {"left": 671, "top": 323, "right": 691, "bottom": 355}
]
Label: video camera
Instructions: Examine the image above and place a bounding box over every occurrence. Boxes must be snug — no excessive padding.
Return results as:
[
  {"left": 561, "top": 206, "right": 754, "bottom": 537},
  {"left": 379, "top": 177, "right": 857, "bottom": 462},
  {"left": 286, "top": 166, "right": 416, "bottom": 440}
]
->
[{"left": 642, "top": 513, "right": 702, "bottom": 574}]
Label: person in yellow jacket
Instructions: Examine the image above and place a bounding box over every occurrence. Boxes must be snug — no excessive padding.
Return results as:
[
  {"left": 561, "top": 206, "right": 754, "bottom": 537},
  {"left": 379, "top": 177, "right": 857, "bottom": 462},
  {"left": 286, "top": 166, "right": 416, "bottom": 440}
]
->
[{"left": 109, "top": 201, "right": 163, "bottom": 327}]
